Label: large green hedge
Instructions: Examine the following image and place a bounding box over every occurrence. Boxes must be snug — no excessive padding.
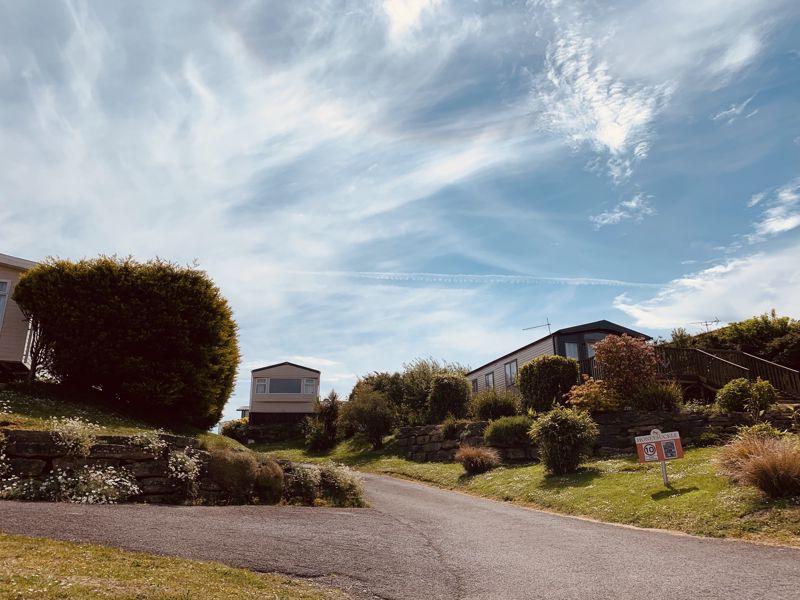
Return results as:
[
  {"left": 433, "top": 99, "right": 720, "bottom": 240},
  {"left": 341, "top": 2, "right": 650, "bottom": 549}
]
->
[
  {"left": 518, "top": 355, "right": 579, "bottom": 412},
  {"left": 427, "top": 373, "right": 470, "bottom": 423},
  {"left": 13, "top": 257, "right": 239, "bottom": 428}
]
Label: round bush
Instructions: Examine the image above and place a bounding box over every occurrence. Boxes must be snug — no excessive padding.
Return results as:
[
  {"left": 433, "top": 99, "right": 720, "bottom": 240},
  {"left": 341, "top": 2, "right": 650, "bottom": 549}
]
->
[
  {"left": 205, "top": 449, "right": 258, "bottom": 503},
  {"left": 13, "top": 257, "right": 239, "bottom": 429},
  {"left": 566, "top": 378, "right": 621, "bottom": 413},
  {"left": 469, "top": 389, "right": 518, "bottom": 420},
  {"left": 518, "top": 355, "right": 579, "bottom": 412},
  {"left": 319, "top": 463, "right": 365, "bottom": 507},
  {"left": 749, "top": 378, "right": 778, "bottom": 414},
  {"left": 220, "top": 418, "right": 249, "bottom": 443},
  {"left": 454, "top": 445, "right": 500, "bottom": 475},
  {"left": 528, "top": 406, "right": 598, "bottom": 475},
  {"left": 427, "top": 374, "right": 470, "bottom": 423},
  {"left": 483, "top": 416, "right": 533, "bottom": 448},
  {"left": 282, "top": 464, "right": 321, "bottom": 505},
  {"left": 715, "top": 378, "right": 753, "bottom": 412},
  {"left": 253, "top": 454, "right": 284, "bottom": 504}
]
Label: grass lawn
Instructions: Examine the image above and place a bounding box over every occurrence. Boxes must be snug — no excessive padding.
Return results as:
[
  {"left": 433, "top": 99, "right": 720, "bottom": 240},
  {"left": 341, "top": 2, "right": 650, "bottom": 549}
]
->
[
  {"left": 262, "top": 438, "right": 800, "bottom": 547},
  {"left": 0, "top": 533, "right": 348, "bottom": 599}
]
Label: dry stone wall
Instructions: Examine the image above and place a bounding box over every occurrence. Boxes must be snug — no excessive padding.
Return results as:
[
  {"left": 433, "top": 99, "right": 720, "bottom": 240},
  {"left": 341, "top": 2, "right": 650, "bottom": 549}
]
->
[
  {"left": 395, "top": 407, "right": 797, "bottom": 462},
  {"left": 1, "top": 429, "right": 212, "bottom": 504}
]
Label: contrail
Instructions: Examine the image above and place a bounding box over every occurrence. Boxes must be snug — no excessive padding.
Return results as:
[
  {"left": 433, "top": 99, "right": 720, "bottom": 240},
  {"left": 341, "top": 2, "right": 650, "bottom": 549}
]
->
[{"left": 291, "top": 270, "right": 662, "bottom": 288}]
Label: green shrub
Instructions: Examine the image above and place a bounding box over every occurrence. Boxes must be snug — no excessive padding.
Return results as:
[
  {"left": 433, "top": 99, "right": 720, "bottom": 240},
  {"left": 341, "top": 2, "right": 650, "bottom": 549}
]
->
[
  {"left": 593, "top": 334, "right": 658, "bottom": 398},
  {"left": 319, "top": 463, "right": 365, "bottom": 507},
  {"left": 253, "top": 454, "right": 283, "bottom": 504},
  {"left": 715, "top": 378, "right": 778, "bottom": 415},
  {"left": 454, "top": 445, "right": 500, "bottom": 475},
  {"left": 441, "top": 415, "right": 471, "bottom": 439},
  {"left": 12, "top": 257, "right": 240, "bottom": 429},
  {"left": 483, "top": 416, "right": 533, "bottom": 448},
  {"left": 282, "top": 464, "right": 321, "bottom": 505},
  {"left": 736, "top": 422, "right": 783, "bottom": 439},
  {"left": 401, "top": 358, "right": 469, "bottom": 426},
  {"left": 749, "top": 378, "right": 779, "bottom": 414},
  {"left": 566, "top": 377, "right": 621, "bottom": 412},
  {"left": 303, "top": 391, "right": 340, "bottom": 452},
  {"left": 204, "top": 449, "right": 258, "bottom": 503},
  {"left": 630, "top": 380, "right": 683, "bottom": 411},
  {"left": 518, "top": 355, "right": 579, "bottom": 412},
  {"left": 715, "top": 378, "right": 753, "bottom": 412},
  {"left": 695, "top": 432, "right": 722, "bottom": 447},
  {"left": 167, "top": 448, "right": 203, "bottom": 498},
  {"left": 529, "top": 406, "right": 598, "bottom": 475},
  {"left": 337, "top": 390, "right": 394, "bottom": 449},
  {"left": 468, "top": 389, "right": 518, "bottom": 420},
  {"left": 220, "top": 418, "right": 250, "bottom": 442},
  {"left": 427, "top": 374, "right": 470, "bottom": 423}
]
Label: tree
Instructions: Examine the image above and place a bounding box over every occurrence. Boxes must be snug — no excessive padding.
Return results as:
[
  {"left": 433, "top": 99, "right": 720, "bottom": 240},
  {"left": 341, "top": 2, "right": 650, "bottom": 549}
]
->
[
  {"left": 337, "top": 390, "right": 394, "bottom": 449},
  {"left": 304, "top": 390, "right": 340, "bottom": 451},
  {"left": 518, "top": 355, "right": 579, "bottom": 412},
  {"left": 593, "top": 334, "right": 657, "bottom": 399},
  {"left": 12, "top": 256, "right": 239, "bottom": 428},
  {"left": 400, "top": 357, "right": 469, "bottom": 425}
]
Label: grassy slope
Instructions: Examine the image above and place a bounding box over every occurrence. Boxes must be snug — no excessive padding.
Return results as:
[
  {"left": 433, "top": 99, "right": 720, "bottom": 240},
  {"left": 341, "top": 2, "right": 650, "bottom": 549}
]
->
[
  {"left": 0, "top": 533, "right": 348, "bottom": 600},
  {"left": 0, "top": 388, "right": 245, "bottom": 451},
  {"left": 262, "top": 438, "right": 800, "bottom": 547}
]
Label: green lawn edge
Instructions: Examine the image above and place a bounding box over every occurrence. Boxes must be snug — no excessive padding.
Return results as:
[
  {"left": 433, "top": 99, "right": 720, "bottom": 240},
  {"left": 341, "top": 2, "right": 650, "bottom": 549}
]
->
[{"left": 261, "top": 438, "right": 800, "bottom": 548}]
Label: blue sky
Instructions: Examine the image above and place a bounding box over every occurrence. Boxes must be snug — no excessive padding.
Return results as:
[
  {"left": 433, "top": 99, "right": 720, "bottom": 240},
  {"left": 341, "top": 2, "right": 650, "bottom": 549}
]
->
[{"left": 1, "top": 0, "right": 799, "bottom": 421}]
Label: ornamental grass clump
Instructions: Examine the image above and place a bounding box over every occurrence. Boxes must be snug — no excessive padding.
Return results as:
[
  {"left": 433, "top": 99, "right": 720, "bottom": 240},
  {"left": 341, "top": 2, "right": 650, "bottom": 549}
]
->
[
  {"left": 529, "top": 406, "right": 598, "bottom": 475},
  {"left": 49, "top": 417, "right": 100, "bottom": 457},
  {"left": 718, "top": 433, "right": 800, "bottom": 498},
  {"left": 454, "top": 445, "right": 500, "bottom": 475}
]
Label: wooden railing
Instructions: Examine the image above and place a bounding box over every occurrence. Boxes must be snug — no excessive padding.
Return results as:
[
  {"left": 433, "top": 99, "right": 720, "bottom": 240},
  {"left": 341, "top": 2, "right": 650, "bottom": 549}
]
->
[
  {"left": 578, "top": 346, "right": 800, "bottom": 400},
  {"left": 705, "top": 349, "right": 800, "bottom": 399}
]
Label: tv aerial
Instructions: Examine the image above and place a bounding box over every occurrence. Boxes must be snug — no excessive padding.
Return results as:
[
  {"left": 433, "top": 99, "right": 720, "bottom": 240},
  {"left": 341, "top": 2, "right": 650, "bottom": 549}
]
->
[
  {"left": 523, "top": 317, "right": 551, "bottom": 335},
  {"left": 690, "top": 317, "right": 720, "bottom": 333}
]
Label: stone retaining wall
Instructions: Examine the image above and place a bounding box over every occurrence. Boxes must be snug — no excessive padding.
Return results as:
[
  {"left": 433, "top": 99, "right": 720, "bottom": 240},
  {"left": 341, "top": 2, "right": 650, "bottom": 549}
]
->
[
  {"left": 0, "top": 429, "right": 213, "bottom": 504},
  {"left": 395, "top": 422, "right": 537, "bottom": 462},
  {"left": 395, "top": 408, "right": 797, "bottom": 462}
]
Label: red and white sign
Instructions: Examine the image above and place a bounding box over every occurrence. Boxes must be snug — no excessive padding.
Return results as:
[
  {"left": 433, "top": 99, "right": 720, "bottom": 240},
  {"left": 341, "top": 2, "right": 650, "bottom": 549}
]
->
[{"left": 635, "top": 430, "right": 684, "bottom": 464}]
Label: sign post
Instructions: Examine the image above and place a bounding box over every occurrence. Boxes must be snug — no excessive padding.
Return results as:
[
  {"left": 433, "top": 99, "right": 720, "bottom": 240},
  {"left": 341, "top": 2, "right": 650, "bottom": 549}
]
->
[{"left": 635, "top": 429, "right": 684, "bottom": 486}]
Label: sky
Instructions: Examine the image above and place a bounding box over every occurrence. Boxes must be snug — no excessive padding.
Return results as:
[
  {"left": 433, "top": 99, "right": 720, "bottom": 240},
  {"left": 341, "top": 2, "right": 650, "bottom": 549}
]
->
[{"left": 1, "top": 0, "right": 799, "bottom": 422}]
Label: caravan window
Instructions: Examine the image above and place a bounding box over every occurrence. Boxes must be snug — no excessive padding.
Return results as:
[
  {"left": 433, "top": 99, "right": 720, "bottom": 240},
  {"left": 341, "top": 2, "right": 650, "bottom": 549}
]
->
[
  {"left": 0, "top": 281, "right": 7, "bottom": 329},
  {"left": 269, "top": 378, "right": 302, "bottom": 394}
]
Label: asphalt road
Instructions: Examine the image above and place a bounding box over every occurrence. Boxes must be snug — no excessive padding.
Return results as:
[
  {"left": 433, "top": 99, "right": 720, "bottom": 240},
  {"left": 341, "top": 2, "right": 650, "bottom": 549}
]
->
[{"left": 1, "top": 473, "right": 799, "bottom": 599}]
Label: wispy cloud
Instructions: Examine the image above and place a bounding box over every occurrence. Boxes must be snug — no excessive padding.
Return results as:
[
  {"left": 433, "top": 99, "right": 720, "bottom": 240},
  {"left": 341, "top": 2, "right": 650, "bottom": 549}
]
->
[
  {"left": 712, "top": 94, "right": 758, "bottom": 124},
  {"left": 292, "top": 270, "right": 662, "bottom": 288},
  {"left": 535, "top": 29, "right": 671, "bottom": 184},
  {"left": 383, "top": 0, "right": 444, "bottom": 45},
  {"left": 590, "top": 194, "right": 656, "bottom": 228}
]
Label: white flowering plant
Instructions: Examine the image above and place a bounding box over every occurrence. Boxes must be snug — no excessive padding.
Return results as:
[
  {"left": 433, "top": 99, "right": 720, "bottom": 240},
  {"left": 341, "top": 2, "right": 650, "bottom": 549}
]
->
[
  {"left": 49, "top": 417, "right": 100, "bottom": 457},
  {"left": 131, "top": 430, "right": 168, "bottom": 456},
  {"left": 168, "top": 447, "right": 202, "bottom": 499},
  {"left": 2, "top": 465, "right": 140, "bottom": 504}
]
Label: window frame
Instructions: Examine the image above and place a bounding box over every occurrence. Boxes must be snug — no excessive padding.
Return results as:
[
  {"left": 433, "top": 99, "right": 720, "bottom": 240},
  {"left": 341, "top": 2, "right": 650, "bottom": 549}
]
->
[
  {"left": 565, "top": 342, "right": 580, "bottom": 360},
  {"left": 485, "top": 371, "right": 495, "bottom": 390},
  {"left": 504, "top": 359, "right": 518, "bottom": 387},
  {"left": 254, "top": 377, "right": 268, "bottom": 395},
  {"left": 0, "top": 280, "right": 8, "bottom": 333},
  {"left": 471, "top": 378, "right": 478, "bottom": 393},
  {"left": 302, "top": 378, "right": 317, "bottom": 395}
]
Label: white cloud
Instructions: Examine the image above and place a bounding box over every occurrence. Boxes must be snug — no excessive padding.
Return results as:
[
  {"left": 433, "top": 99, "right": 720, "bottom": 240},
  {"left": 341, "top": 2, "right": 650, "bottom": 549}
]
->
[
  {"left": 590, "top": 193, "right": 656, "bottom": 228},
  {"left": 748, "top": 178, "right": 800, "bottom": 241},
  {"left": 748, "top": 192, "right": 766, "bottom": 207},
  {"left": 614, "top": 242, "right": 800, "bottom": 329},
  {"left": 712, "top": 94, "right": 757, "bottom": 124},
  {"left": 383, "top": 0, "right": 443, "bottom": 45}
]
